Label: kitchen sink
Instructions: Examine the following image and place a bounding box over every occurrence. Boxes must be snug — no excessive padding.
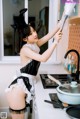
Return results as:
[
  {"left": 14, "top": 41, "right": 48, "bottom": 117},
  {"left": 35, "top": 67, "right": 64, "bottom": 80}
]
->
[{"left": 40, "top": 74, "right": 74, "bottom": 89}]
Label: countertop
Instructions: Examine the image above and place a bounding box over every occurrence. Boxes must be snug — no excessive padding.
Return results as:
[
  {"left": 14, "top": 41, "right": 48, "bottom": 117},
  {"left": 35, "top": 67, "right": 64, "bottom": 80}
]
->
[{"left": 34, "top": 64, "right": 71, "bottom": 119}]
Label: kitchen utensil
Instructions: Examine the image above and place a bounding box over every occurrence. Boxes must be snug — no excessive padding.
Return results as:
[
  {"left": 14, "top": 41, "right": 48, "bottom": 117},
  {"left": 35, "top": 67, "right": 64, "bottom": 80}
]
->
[
  {"left": 44, "top": 100, "right": 64, "bottom": 108},
  {"left": 47, "top": 75, "right": 80, "bottom": 105},
  {"left": 61, "top": 2, "right": 76, "bottom": 30},
  {"left": 66, "top": 106, "right": 80, "bottom": 119},
  {"left": 44, "top": 99, "right": 69, "bottom": 108}
]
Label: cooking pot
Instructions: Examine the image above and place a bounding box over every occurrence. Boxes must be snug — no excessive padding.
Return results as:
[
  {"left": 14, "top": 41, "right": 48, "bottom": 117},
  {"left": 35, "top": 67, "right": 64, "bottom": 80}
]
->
[{"left": 47, "top": 75, "right": 80, "bottom": 105}]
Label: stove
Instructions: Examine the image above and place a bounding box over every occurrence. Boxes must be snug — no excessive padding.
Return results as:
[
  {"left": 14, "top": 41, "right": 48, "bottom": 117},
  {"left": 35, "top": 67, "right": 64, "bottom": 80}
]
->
[{"left": 40, "top": 74, "right": 73, "bottom": 89}]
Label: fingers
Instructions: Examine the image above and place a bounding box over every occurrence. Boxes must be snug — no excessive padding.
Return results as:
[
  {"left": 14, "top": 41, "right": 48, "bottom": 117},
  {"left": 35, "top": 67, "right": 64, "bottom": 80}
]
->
[
  {"left": 58, "top": 35, "right": 62, "bottom": 40},
  {"left": 58, "top": 29, "right": 63, "bottom": 37},
  {"left": 57, "top": 24, "right": 63, "bottom": 32},
  {"left": 59, "top": 31, "right": 62, "bottom": 39},
  {"left": 54, "top": 28, "right": 63, "bottom": 43},
  {"left": 58, "top": 34, "right": 62, "bottom": 38},
  {"left": 57, "top": 28, "right": 62, "bottom": 33},
  {"left": 56, "top": 30, "right": 63, "bottom": 42}
]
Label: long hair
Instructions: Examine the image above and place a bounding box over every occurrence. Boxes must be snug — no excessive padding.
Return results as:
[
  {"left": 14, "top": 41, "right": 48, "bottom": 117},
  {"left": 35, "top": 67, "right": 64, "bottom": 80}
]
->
[{"left": 19, "top": 24, "right": 31, "bottom": 48}]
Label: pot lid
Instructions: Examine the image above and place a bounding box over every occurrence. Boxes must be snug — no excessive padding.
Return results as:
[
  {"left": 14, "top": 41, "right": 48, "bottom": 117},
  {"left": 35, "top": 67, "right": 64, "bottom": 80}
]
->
[{"left": 58, "top": 81, "right": 80, "bottom": 94}]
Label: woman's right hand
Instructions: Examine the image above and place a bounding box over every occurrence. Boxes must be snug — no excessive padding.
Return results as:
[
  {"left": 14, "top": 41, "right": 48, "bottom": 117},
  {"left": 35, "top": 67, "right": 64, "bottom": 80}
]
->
[{"left": 53, "top": 29, "right": 62, "bottom": 44}]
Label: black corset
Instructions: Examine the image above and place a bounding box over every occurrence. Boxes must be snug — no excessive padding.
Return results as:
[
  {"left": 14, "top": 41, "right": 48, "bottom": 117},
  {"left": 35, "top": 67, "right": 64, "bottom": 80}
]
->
[{"left": 20, "top": 60, "right": 40, "bottom": 76}]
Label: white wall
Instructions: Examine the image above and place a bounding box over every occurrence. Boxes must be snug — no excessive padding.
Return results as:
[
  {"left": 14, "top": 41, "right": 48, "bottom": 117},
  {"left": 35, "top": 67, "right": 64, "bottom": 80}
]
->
[
  {"left": 0, "top": 64, "right": 21, "bottom": 107},
  {"left": 57, "top": 20, "right": 69, "bottom": 62}
]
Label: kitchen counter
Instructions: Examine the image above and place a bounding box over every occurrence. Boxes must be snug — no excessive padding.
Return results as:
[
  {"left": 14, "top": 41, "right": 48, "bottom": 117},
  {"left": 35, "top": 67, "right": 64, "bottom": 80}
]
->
[{"left": 34, "top": 64, "right": 70, "bottom": 119}]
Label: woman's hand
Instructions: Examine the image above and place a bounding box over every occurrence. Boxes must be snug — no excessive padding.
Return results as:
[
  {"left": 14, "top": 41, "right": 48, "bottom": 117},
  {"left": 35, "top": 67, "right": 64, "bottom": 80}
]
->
[{"left": 53, "top": 29, "right": 62, "bottom": 44}]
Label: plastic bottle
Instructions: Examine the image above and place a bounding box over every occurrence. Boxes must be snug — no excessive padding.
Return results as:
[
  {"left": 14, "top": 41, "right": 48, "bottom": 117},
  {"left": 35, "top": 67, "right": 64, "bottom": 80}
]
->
[
  {"left": 67, "top": 54, "right": 72, "bottom": 72},
  {"left": 64, "top": 57, "right": 68, "bottom": 69},
  {"left": 71, "top": 56, "right": 76, "bottom": 73}
]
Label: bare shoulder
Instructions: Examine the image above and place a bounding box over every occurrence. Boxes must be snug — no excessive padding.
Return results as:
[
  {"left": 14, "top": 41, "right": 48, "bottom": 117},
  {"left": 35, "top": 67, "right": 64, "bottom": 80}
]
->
[
  {"left": 20, "top": 45, "right": 32, "bottom": 62},
  {"left": 20, "top": 45, "right": 31, "bottom": 54}
]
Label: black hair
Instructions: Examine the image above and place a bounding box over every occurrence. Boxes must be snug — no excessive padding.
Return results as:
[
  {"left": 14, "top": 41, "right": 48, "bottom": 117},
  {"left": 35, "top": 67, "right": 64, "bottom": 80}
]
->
[
  {"left": 21, "top": 24, "right": 31, "bottom": 39},
  {"left": 19, "top": 23, "right": 35, "bottom": 47},
  {"left": 18, "top": 24, "right": 31, "bottom": 48}
]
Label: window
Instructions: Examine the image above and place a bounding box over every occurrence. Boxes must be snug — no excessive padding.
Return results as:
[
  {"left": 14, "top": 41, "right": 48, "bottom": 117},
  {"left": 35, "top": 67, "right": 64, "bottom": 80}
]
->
[
  {"left": 0, "top": 0, "right": 59, "bottom": 64},
  {"left": 3, "top": 0, "right": 25, "bottom": 56}
]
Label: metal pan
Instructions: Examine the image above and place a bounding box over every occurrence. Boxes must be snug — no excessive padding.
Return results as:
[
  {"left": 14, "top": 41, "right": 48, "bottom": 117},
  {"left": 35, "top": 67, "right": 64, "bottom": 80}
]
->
[
  {"left": 47, "top": 75, "right": 80, "bottom": 105},
  {"left": 66, "top": 106, "right": 80, "bottom": 119}
]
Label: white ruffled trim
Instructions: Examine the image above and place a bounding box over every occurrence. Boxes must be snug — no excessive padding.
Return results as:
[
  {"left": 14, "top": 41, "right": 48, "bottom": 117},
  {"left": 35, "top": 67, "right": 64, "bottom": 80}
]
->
[{"left": 5, "top": 77, "right": 35, "bottom": 104}]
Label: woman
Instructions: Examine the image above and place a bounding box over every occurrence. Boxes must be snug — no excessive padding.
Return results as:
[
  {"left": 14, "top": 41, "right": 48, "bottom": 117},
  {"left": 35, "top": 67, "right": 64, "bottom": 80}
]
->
[{"left": 5, "top": 21, "right": 62, "bottom": 119}]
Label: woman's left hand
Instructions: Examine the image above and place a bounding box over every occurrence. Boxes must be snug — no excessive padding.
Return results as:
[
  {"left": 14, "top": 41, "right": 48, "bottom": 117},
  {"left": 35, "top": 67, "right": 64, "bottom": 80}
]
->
[{"left": 54, "top": 29, "right": 62, "bottom": 43}]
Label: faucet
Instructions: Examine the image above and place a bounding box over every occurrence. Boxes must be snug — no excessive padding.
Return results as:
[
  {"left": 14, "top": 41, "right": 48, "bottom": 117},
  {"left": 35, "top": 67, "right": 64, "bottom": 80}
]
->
[{"left": 64, "top": 49, "right": 79, "bottom": 83}]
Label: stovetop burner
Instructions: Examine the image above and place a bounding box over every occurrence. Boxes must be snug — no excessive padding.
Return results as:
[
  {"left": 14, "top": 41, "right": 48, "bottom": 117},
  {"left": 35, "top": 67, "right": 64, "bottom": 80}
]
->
[{"left": 40, "top": 74, "right": 73, "bottom": 89}]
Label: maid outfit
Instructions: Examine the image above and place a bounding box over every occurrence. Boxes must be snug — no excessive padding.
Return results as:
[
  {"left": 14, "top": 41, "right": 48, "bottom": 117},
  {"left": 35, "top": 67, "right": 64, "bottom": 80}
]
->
[{"left": 5, "top": 43, "right": 40, "bottom": 118}]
